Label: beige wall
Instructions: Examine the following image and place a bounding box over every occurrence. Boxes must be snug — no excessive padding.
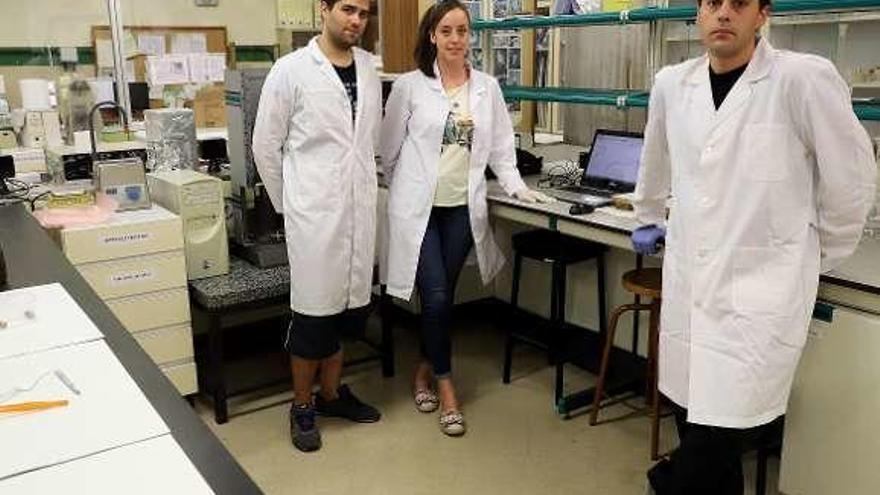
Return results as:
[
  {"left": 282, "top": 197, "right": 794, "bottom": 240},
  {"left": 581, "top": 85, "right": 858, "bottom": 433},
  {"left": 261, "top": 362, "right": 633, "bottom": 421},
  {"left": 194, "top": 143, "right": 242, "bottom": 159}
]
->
[
  {"left": 0, "top": 0, "right": 277, "bottom": 47},
  {"left": 418, "top": 0, "right": 434, "bottom": 16}
]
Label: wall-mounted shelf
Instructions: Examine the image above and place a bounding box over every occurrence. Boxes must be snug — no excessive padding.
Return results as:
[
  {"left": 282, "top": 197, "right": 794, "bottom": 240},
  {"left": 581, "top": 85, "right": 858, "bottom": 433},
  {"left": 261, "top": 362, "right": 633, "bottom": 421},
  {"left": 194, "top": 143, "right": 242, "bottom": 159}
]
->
[
  {"left": 501, "top": 86, "right": 880, "bottom": 121},
  {"left": 472, "top": 0, "right": 880, "bottom": 31},
  {"left": 501, "top": 86, "right": 649, "bottom": 107}
]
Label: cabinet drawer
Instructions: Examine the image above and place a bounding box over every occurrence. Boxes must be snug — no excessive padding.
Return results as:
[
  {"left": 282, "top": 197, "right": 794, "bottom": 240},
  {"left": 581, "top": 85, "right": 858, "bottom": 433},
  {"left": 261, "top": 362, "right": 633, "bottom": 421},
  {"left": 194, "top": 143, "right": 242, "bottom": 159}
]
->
[
  {"left": 161, "top": 360, "right": 198, "bottom": 396},
  {"left": 133, "top": 324, "right": 193, "bottom": 365},
  {"left": 106, "top": 287, "right": 191, "bottom": 333},
  {"left": 61, "top": 207, "right": 183, "bottom": 264},
  {"left": 78, "top": 250, "right": 187, "bottom": 300}
]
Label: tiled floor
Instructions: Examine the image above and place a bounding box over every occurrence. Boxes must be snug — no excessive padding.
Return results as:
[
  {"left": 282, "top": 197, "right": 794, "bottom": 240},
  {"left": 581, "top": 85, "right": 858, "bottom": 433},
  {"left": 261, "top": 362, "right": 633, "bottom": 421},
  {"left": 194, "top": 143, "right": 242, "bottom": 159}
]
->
[{"left": 196, "top": 310, "right": 780, "bottom": 495}]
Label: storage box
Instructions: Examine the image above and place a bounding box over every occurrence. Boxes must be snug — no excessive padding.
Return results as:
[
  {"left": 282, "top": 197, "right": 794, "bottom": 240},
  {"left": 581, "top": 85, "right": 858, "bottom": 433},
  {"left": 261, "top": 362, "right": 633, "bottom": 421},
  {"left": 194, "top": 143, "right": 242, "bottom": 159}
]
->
[{"left": 192, "top": 85, "right": 226, "bottom": 128}]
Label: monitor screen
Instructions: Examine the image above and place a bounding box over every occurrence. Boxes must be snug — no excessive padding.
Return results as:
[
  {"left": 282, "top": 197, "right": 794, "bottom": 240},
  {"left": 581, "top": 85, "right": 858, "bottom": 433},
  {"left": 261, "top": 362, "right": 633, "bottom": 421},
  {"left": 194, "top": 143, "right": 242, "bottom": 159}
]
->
[{"left": 586, "top": 132, "right": 643, "bottom": 185}]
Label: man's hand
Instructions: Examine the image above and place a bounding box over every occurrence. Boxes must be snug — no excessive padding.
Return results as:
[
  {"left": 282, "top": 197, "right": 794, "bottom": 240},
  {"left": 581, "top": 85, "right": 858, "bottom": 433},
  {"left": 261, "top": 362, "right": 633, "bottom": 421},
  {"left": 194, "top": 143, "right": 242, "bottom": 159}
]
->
[{"left": 631, "top": 224, "right": 666, "bottom": 255}]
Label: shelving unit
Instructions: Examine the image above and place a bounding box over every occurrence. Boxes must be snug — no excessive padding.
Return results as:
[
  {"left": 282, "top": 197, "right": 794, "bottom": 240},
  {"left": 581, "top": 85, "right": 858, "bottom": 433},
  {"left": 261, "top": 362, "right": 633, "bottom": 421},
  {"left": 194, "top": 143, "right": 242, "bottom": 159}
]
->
[{"left": 472, "top": 0, "right": 880, "bottom": 121}]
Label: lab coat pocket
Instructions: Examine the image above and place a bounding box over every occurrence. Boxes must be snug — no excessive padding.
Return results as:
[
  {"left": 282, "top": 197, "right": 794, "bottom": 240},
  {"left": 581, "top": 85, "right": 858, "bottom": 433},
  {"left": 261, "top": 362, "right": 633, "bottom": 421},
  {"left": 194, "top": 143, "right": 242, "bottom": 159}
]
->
[
  {"left": 732, "top": 247, "right": 805, "bottom": 346},
  {"left": 744, "top": 124, "right": 790, "bottom": 182}
]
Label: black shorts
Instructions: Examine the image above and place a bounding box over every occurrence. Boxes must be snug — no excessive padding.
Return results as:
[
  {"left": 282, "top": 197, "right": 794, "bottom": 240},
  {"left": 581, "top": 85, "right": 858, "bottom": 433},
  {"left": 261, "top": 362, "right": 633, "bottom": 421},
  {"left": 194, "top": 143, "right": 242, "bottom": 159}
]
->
[{"left": 284, "top": 305, "right": 370, "bottom": 360}]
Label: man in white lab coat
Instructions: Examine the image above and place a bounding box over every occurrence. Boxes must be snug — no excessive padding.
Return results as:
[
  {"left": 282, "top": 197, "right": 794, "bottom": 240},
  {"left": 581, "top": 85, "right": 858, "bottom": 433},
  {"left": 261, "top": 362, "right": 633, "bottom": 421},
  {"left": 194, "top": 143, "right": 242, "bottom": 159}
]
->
[
  {"left": 252, "top": 0, "right": 382, "bottom": 453},
  {"left": 632, "top": 0, "right": 877, "bottom": 492}
]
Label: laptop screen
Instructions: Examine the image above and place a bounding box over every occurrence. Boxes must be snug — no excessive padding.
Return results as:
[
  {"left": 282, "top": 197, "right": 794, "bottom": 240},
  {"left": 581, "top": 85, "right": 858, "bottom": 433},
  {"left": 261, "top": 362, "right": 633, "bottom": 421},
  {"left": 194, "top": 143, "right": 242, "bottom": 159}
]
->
[{"left": 585, "top": 131, "right": 644, "bottom": 186}]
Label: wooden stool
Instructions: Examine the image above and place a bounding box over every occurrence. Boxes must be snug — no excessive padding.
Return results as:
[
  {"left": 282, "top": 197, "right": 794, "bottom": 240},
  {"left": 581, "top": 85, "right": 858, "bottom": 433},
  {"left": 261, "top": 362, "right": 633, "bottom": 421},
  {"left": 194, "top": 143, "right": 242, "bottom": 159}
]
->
[{"left": 589, "top": 267, "right": 663, "bottom": 460}]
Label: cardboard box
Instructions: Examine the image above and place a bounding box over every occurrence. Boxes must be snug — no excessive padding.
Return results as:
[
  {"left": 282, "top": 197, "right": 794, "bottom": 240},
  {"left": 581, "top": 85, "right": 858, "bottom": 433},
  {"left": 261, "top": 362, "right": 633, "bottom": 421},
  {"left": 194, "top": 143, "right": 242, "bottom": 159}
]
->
[{"left": 192, "top": 85, "right": 226, "bottom": 128}]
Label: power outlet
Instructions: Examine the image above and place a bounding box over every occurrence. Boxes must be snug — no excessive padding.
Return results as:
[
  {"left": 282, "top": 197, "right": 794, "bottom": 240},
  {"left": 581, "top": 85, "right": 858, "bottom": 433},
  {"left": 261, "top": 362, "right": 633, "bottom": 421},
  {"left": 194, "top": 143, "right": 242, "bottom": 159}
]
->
[{"left": 195, "top": 0, "right": 219, "bottom": 6}]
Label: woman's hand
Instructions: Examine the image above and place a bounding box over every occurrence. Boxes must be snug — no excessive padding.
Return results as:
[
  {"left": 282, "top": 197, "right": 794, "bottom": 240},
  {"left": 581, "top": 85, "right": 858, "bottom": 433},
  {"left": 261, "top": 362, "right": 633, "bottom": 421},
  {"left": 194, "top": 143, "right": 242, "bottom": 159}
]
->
[{"left": 513, "top": 188, "right": 556, "bottom": 204}]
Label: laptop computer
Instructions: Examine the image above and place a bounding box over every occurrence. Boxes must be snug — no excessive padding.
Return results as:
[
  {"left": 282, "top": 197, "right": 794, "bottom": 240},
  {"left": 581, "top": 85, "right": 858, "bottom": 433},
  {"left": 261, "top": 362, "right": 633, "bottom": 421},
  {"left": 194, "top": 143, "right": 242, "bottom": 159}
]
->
[{"left": 551, "top": 129, "right": 644, "bottom": 205}]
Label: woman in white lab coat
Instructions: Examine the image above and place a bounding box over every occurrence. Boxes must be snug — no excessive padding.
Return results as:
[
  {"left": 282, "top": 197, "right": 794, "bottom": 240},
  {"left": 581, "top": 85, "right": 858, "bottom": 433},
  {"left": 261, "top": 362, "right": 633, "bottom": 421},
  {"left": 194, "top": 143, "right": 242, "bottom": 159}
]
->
[{"left": 381, "top": 1, "right": 552, "bottom": 436}]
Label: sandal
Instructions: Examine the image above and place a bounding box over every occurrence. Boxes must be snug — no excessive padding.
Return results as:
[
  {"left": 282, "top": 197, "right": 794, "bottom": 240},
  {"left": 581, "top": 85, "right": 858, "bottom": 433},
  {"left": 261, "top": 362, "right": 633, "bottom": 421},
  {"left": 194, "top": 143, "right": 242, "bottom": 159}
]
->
[
  {"left": 439, "top": 410, "right": 466, "bottom": 436},
  {"left": 414, "top": 389, "right": 439, "bottom": 413}
]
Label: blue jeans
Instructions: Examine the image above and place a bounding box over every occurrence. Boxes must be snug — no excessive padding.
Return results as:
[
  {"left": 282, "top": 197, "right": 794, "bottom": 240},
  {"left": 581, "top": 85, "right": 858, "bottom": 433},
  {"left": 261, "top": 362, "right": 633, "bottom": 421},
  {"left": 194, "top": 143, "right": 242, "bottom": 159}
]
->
[{"left": 415, "top": 206, "right": 474, "bottom": 378}]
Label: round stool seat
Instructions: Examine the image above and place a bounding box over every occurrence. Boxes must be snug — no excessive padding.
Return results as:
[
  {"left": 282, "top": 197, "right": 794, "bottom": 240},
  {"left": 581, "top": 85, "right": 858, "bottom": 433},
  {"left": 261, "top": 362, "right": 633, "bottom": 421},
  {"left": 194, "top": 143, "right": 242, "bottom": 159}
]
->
[{"left": 622, "top": 268, "right": 662, "bottom": 299}]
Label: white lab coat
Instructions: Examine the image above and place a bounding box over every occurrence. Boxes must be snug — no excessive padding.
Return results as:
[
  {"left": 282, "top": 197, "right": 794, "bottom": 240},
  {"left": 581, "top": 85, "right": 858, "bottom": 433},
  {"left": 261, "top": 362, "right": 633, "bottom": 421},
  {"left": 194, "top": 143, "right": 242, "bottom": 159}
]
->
[
  {"left": 380, "top": 67, "right": 527, "bottom": 300},
  {"left": 252, "top": 38, "right": 381, "bottom": 316},
  {"left": 633, "top": 39, "right": 877, "bottom": 428}
]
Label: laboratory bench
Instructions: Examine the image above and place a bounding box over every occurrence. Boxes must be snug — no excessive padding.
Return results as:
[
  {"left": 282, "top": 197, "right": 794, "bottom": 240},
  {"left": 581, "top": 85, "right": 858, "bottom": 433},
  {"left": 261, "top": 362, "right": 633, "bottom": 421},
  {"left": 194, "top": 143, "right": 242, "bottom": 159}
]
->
[
  {"left": 189, "top": 257, "right": 395, "bottom": 424},
  {"left": 0, "top": 204, "right": 259, "bottom": 494}
]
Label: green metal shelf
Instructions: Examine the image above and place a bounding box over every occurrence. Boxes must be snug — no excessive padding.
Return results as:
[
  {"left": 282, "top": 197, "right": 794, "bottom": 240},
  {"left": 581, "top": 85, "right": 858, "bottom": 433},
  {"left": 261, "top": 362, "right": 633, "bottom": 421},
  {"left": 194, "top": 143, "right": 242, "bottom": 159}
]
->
[
  {"left": 502, "top": 86, "right": 880, "bottom": 121},
  {"left": 501, "top": 86, "right": 649, "bottom": 107},
  {"left": 472, "top": 0, "right": 880, "bottom": 30},
  {"left": 854, "top": 103, "right": 880, "bottom": 121}
]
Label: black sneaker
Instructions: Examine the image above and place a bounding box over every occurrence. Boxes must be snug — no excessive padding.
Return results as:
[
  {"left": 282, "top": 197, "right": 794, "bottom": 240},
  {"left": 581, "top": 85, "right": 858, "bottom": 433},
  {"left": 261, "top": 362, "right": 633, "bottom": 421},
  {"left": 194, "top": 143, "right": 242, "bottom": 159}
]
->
[
  {"left": 290, "top": 403, "right": 321, "bottom": 452},
  {"left": 314, "top": 384, "right": 381, "bottom": 423}
]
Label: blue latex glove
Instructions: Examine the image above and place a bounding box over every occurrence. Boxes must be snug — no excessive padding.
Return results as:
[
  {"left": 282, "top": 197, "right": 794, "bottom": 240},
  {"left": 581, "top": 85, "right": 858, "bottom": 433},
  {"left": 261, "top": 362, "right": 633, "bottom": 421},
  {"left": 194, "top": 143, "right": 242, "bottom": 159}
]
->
[{"left": 631, "top": 225, "right": 666, "bottom": 255}]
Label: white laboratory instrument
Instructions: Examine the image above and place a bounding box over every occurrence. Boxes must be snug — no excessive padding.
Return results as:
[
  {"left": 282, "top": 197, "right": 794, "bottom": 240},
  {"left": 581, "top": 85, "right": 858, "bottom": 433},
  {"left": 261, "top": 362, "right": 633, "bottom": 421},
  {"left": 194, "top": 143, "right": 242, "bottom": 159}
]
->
[
  {"left": 57, "top": 206, "right": 196, "bottom": 395},
  {"left": 147, "top": 169, "right": 229, "bottom": 279},
  {"left": 95, "top": 157, "right": 151, "bottom": 212}
]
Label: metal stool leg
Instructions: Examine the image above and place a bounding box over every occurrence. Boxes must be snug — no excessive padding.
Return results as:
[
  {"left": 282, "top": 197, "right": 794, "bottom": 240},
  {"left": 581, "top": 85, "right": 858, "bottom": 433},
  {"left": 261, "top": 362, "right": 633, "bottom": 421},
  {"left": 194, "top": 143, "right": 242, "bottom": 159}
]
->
[
  {"left": 503, "top": 252, "right": 523, "bottom": 384},
  {"left": 597, "top": 251, "right": 607, "bottom": 338},
  {"left": 649, "top": 298, "right": 662, "bottom": 460},
  {"left": 206, "top": 311, "right": 228, "bottom": 424},
  {"left": 553, "top": 261, "right": 567, "bottom": 404},
  {"left": 590, "top": 303, "right": 649, "bottom": 425}
]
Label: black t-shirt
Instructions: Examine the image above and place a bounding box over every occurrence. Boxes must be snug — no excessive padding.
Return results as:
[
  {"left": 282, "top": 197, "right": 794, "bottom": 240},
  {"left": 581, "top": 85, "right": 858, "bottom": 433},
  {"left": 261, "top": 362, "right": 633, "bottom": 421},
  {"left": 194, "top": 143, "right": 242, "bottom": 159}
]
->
[
  {"left": 709, "top": 62, "right": 748, "bottom": 110},
  {"left": 334, "top": 62, "right": 357, "bottom": 124}
]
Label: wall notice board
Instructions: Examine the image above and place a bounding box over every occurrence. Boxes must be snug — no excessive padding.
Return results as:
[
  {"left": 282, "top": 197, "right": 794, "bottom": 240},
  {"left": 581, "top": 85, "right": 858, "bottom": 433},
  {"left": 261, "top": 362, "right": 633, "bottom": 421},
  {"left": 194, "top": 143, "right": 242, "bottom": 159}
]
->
[
  {"left": 90, "top": 25, "right": 229, "bottom": 125},
  {"left": 91, "top": 25, "right": 228, "bottom": 81}
]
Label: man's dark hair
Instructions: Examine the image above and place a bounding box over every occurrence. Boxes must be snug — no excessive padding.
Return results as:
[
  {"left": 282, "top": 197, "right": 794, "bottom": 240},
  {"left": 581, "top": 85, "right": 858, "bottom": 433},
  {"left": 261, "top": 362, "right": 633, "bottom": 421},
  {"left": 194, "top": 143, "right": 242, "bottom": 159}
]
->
[
  {"left": 320, "top": 0, "right": 342, "bottom": 9},
  {"left": 414, "top": 0, "right": 471, "bottom": 78},
  {"left": 697, "top": 0, "right": 772, "bottom": 7}
]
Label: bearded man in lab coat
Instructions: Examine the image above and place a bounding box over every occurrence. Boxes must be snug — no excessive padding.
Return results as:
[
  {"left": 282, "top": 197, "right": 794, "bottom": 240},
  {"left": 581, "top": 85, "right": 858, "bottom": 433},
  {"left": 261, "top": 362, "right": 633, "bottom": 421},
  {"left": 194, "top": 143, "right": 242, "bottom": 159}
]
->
[
  {"left": 632, "top": 0, "right": 877, "bottom": 492},
  {"left": 252, "top": 0, "right": 382, "bottom": 453}
]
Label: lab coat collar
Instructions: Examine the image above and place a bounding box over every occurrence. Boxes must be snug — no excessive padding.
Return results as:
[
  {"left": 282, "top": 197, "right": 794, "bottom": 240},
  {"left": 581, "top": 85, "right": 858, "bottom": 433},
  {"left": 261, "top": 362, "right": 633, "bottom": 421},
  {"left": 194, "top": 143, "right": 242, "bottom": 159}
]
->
[
  {"left": 429, "top": 60, "right": 488, "bottom": 108},
  {"left": 685, "top": 38, "right": 775, "bottom": 132},
  {"left": 684, "top": 37, "right": 774, "bottom": 86},
  {"left": 427, "top": 61, "right": 445, "bottom": 92},
  {"left": 308, "top": 36, "right": 363, "bottom": 133},
  {"left": 307, "top": 37, "right": 351, "bottom": 95}
]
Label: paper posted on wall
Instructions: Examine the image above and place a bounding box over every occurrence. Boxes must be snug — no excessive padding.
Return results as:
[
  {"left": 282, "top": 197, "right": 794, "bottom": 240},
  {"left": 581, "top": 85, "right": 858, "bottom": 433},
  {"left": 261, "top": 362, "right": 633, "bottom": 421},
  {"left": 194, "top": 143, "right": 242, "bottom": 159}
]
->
[
  {"left": 171, "top": 33, "right": 208, "bottom": 54},
  {"left": 188, "top": 54, "right": 226, "bottom": 83},
  {"left": 146, "top": 55, "right": 191, "bottom": 86},
  {"left": 138, "top": 34, "right": 166, "bottom": 57}
]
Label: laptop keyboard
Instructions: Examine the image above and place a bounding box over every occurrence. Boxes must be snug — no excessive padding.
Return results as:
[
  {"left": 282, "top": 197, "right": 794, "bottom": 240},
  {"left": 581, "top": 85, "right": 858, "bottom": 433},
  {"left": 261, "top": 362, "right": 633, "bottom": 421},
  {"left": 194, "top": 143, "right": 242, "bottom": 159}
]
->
[{"left": 559, "top": 185, "right": 614, "bottom": 198}]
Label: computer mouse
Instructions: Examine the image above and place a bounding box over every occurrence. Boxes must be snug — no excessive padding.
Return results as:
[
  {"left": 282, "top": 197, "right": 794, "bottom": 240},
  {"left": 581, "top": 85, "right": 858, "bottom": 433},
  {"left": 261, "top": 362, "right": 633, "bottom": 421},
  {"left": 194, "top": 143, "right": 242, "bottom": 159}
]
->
[{"left": 569, "top": 203, "right": 595, "bottom": 215}]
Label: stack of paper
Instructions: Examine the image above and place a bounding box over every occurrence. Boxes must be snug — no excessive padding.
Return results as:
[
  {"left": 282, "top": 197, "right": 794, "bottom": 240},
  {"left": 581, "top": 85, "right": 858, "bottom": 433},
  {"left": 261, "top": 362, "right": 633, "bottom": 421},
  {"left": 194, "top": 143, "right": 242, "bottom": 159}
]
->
[
  {"left": 0, "top": 284, "right": 103, "bottom": 360},
  {"left": 0, "top": 341, "right": 169, "bottom": 480},
  {"left": 0, "top": 283, "right": 211, "bottom": 492},
  {"left": 0, "top": 436, "right": 213, "bottom": 494}
]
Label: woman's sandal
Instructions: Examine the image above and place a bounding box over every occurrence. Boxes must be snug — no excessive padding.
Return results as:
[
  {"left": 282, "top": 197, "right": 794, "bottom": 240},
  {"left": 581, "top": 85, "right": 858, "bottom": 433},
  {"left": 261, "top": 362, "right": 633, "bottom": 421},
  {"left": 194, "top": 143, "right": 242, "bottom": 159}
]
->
[
  {"left": 439, "top": 410, "right": 466, "bottom": 436},
  {"left": 414, "top": 389, "right": 439, "bottom": 413}
]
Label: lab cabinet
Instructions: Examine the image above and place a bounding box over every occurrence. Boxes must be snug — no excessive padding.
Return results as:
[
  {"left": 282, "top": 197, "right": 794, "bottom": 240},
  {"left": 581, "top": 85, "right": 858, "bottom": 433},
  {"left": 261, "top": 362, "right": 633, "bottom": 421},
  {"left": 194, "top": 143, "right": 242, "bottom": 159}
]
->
[
  {"left": 57, "top": 206, "right": 197, "bottom": 395},
  {"left": 779, "top": 297, "right": 880, "bottom": 495}
]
